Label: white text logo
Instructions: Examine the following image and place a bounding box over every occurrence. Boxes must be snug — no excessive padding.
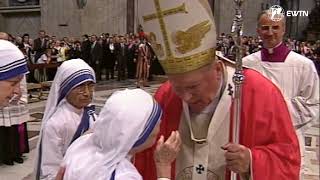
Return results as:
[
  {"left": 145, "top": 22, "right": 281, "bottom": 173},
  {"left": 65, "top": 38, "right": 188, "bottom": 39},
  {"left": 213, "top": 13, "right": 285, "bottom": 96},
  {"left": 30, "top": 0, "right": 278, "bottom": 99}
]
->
[{"left": 268, "top": 5, "right": 309, "bottom": 21}]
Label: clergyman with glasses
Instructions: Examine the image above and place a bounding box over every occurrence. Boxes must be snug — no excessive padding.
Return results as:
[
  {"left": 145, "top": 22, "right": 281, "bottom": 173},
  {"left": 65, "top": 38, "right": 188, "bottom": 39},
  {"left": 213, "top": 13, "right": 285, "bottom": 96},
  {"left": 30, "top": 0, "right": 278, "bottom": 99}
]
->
[{"left": 34, "top": 59, "right": 97, "bottom": 180}]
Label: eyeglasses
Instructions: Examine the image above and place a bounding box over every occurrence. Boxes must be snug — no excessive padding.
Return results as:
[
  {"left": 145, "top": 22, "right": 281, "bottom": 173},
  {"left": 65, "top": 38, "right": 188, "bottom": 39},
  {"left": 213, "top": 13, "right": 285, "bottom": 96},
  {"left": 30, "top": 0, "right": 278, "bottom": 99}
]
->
[{"left": 73, "top": 84, "right": 95, "bottom": 94}]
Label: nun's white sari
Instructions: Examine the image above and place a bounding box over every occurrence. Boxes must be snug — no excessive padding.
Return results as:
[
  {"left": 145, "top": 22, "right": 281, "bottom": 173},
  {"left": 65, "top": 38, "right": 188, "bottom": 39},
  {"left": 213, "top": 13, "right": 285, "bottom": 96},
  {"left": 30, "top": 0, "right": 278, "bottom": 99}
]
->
[
  {"left": 63, "top": 89, "right": 162, "bottom": 180},
  {"left": 35, "top": 59, "right": 96, "bottom": 180}
]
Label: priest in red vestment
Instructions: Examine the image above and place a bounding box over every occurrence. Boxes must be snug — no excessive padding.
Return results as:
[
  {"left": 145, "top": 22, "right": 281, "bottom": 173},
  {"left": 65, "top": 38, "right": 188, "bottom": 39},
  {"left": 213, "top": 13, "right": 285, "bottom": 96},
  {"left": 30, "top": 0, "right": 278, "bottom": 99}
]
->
[{"left": 134, "top": 0, "right": 300, "bottom": 180}]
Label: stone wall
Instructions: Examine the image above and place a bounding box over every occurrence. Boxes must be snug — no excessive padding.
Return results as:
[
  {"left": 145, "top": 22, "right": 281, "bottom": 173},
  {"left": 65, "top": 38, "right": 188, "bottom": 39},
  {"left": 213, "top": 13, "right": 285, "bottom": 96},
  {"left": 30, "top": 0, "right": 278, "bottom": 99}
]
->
[
  {"left": 41, "top": 0, "right": 128, "bottom": 38},
  {"left": 0, "top": 0, "right": 316, "bottom": 39},
  {"left": 81, "top": 0, "right": 127, "bottom": 36},
  {"left": 41, "top": 0, "right": 81, "bottom": 38}
]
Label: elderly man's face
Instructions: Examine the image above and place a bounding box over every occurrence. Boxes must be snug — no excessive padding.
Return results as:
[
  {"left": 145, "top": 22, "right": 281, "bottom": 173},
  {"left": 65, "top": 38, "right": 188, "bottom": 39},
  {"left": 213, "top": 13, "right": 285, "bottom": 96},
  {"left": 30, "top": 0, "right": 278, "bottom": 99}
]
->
[
  {"left": 66, "top": 81, "right": 95, "bottom": 109},
  {"left": 169, "top": 61, "right": 223, "bottom": 113},
  {"left": 0, "top": 75, "right": 23, "bottom": 108},
  {"left": 257, "top": 14, "right": 285, "bottom": 48}
]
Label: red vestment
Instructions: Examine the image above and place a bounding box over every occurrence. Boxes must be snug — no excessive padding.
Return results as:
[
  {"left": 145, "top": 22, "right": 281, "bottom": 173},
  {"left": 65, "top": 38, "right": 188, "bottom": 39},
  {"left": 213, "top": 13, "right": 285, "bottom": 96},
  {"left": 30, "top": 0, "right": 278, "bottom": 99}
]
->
[{"left": 134, "top": 69, "right": 300, "bottom": 180}]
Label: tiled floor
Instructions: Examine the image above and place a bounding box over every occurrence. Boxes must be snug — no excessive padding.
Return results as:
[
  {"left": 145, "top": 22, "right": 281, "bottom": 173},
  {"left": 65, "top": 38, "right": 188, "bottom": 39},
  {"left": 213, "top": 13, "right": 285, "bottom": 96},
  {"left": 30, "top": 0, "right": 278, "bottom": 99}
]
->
[{"left": 0, "top": 77, "right": 319, "bottom": 180}]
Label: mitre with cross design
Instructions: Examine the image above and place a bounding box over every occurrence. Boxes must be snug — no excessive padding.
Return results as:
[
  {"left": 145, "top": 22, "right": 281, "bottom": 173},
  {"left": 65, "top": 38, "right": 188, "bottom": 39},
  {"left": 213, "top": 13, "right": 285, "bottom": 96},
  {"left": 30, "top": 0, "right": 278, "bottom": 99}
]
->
[{"left": 138, "top": 0, "right": 217, "bottom": 74}]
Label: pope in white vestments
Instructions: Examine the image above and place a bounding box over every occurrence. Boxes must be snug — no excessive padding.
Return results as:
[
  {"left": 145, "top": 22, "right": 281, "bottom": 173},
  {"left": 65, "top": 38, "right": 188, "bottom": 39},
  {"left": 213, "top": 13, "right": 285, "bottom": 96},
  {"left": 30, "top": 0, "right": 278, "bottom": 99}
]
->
[
  {"left": 35, "top": 59, "right": 96, "bottom": 180},
  {"left": 134, "top": 1, "right": 300, "bottom": 180}
]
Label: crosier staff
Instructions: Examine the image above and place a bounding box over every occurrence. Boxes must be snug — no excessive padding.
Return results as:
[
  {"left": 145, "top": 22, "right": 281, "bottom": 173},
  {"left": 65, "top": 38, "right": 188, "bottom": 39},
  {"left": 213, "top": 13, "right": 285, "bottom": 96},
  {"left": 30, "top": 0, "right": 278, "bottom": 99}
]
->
[{"left": 230, "top": 0, "right": 245, "bottom": 179}]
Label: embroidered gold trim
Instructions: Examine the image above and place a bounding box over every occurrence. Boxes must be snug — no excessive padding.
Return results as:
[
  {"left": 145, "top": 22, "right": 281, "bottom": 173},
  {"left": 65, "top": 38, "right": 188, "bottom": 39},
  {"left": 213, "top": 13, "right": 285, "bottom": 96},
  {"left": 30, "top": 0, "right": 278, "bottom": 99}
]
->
[
  {"left": 160, "top": 48, "right": 216, "bottom": 74},
  {"left": 143, "top": 0, "right": 215, "bottom": 74},
  {"left": 172, "top": 20, "right": 212, "bottom": 54}
]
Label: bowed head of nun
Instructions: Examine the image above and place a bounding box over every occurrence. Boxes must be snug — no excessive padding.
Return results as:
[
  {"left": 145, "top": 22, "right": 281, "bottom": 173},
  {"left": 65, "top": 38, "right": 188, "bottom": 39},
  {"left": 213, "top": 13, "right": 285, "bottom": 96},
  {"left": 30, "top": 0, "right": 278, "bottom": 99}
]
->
[
  {"left": 63, "top": 89, "right": 162, "bottom": 180},
  {"left": 0, "top": 40, "right": 28, "bottom": 107},
  {"left": 0, "top": 40, "right": 28, "bottom": 80}
]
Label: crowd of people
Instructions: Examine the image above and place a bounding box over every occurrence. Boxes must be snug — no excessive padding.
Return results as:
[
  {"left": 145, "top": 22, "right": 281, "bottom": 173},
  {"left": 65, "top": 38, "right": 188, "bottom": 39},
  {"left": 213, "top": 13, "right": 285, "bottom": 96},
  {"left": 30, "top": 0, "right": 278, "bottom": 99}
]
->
[
  {"left": 4, "top": 29, "right": 320, "bottom": 86},
  {"left": 217, "top": 33, "right": 320, "bottom": 74},
  {"left": 5, "top": 30, "right": 165, "bottom": 87},
  {"left": 0, "top": 1, "right": 319, "bottom": 180}
]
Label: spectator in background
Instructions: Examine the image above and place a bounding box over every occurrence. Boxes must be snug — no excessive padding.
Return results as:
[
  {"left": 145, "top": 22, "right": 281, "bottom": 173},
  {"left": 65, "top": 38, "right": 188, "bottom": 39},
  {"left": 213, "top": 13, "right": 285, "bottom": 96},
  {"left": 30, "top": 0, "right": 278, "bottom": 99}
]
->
[
  {"left": 90, "top": 35, "right": 103, "bottom": 81},
  {"left": 81, "top": 34, "right": 91, "bottom": 64},
  {"left": 0, "top": 32, "right": 9, "bottom": 40},
  {"left": 69, "top": 41, "right": 82, "bottom": 59},
  {"left": 33, "top": 30, "right": 49, "bottom": 63},
  {"left": 115, "top": 36, "right": 128, "bottom": 81},
  {"left": 105, "top": 37, "right": 116, "bottom": 80}
]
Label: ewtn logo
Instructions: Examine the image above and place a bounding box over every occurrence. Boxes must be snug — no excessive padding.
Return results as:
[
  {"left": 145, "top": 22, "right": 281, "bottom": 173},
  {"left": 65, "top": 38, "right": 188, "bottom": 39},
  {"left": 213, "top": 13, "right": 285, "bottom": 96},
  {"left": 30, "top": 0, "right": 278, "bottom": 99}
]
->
[{"left": 268, "top": 5, "right": 309, "bottom": 21}]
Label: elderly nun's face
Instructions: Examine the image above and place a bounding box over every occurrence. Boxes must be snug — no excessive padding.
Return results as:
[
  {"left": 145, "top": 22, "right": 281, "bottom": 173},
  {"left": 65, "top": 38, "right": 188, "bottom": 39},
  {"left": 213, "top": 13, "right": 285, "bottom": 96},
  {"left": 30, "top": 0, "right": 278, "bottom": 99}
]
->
[
  {"left": 0, "top": 75, "right": 23, "bottom": 108},
  {"left": 66, "top": 81, "right": 95, "bottom": 109}
]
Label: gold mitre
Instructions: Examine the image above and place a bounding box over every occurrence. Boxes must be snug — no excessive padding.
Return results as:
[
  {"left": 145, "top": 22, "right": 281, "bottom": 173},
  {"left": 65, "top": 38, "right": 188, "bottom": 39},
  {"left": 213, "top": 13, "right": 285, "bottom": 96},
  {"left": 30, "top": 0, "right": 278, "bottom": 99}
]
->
[{"left": 138, "top": 0, "right": 217, "bottom": 74}]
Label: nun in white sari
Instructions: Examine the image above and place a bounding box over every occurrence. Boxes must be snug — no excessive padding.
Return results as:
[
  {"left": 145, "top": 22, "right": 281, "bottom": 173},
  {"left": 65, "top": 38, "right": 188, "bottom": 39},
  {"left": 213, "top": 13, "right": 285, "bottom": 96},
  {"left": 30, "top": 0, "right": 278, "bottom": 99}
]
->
[
  {"left": 62, "top": 89, "right": 164, "bottom": 180},
  {"left": 0, "top": 39, "right": 28, "bottom": 108},
  {"left": 35, "top": 59, "right": 96, "bottom": 180}
]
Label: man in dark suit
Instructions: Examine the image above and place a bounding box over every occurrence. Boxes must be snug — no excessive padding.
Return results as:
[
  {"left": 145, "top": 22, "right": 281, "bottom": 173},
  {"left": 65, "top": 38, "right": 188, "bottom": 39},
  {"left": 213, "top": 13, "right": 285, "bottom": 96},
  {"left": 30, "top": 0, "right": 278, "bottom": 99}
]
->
[
  {"left": 105, "top": 37, "right": 116, "bottom": 80},
  {"left": 115, "top": 36, "right": 128, "bottom": 81},
  {"left": 81, "top": 34, "right": 91, "bottom": 64},
  {"left": 90, "top": 35, "right": 103, "bottom": 81},
  {"left": 33, "top": 30, "right": 49, "bottom": 63}
]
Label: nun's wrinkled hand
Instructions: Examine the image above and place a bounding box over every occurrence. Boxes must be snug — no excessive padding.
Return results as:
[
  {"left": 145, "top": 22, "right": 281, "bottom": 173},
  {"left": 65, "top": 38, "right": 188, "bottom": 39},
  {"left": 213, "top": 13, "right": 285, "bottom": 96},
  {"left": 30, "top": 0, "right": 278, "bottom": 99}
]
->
[
  {"left": 154, "top": 131, "right": 181, "bottom": 166},
  {"left": 55, "top": 166, "right": 66, "bottom": 180}
]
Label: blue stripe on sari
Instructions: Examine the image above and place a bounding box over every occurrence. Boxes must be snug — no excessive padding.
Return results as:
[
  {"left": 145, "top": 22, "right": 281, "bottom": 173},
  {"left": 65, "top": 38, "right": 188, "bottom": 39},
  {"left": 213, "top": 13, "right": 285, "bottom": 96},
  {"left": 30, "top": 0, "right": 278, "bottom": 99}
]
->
[
  {"left": 133, "top": 100, "right": 162, "bottom": 148},
  {"left": 58, "top": 73, "right": 94, "bottom": 104},
  {"left": 0, "top": 59, "right": 28, "bottom": 80},
  {"left": 110, "top": 170, "right": 116, "bottom": 180},
  {"left": 69, "top": 105, "right": 95, "bottom": 146},
  {"left": 60, "top": 69, "right": 93, "bottom": 90}
]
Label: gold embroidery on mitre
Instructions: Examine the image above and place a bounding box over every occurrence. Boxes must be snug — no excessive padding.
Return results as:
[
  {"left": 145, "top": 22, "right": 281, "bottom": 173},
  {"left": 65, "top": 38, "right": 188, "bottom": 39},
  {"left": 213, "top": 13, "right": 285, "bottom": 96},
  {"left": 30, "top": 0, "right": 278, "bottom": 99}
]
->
[
  {"left": 143, "top": 3, "right": 188, "bottom": 22},
  {"left": 172, "top": 20, "right": 212, "bottom": 54},
  {"left": 142, "top": 0, "right": 215, "bottom": 74},
  {"left": 143, "top": 1, "right": 188, "bottom": 58},
  {"left": 160, "top": 48, "right": 216, "bottom": 74},
  {"left": 149, "top": 32, "right": 165, "bottom": 58}
]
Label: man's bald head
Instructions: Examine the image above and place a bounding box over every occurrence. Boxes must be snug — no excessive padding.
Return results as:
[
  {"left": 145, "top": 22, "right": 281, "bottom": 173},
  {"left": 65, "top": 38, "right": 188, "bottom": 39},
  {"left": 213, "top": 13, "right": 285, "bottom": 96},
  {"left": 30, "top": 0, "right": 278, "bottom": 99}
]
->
[
  {"left": 0, "top": 32, "right": 9, "bottom": 40},
  {"left": 257, "top": 10, "right": 286, "bottom": 28}
]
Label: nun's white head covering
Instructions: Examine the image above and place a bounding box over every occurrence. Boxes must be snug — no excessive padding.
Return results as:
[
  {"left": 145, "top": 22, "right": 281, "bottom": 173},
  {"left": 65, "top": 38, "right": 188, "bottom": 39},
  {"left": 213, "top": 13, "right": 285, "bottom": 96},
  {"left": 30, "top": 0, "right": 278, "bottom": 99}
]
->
[
  {"left": 42, "top": 59, "right": 96, "bottom": 123},
  {"left": 35, "top": 59, "right": 96, "bottom": 179},
  {"left": 63, "top": 89, "right": 162, "bottom": 180},
  {"left": 0, "top": 40, "right": 28, "bottom": 80}
]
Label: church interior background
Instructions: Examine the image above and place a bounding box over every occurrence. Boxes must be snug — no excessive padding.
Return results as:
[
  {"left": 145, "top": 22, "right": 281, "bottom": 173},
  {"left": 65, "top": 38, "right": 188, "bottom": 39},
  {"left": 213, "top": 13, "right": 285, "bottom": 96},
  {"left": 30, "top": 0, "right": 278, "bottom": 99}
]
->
[
  {"left": 0, "top": 1, "right": 319, "bottom": 180},
  {"left": 0, "top": 0, "right": 318, "bottom": 40}
]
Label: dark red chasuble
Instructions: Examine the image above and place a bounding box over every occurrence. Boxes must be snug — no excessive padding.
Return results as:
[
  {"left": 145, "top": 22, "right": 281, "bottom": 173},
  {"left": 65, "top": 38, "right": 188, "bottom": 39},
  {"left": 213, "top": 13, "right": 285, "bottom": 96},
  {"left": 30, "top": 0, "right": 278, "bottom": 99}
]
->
[
  {"left": 134, "top": 69, "right": 300, "bottom": 180},
  {"left": 261, "top": 43, "right": 291, "bottom": 62}
]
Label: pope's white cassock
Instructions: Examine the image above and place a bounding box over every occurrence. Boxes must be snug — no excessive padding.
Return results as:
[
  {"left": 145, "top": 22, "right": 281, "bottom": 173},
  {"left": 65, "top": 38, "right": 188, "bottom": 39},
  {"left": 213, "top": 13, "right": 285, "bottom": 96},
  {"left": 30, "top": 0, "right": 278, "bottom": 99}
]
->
[{"left": 35, "top": 59, "right": 96, "bottom": 180}]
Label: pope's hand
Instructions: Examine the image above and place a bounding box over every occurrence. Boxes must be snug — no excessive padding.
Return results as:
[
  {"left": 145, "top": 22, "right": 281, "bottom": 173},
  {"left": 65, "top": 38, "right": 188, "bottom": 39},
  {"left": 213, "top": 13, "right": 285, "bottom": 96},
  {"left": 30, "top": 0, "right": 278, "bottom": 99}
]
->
[
  {"left": 221, "top": 143, "right": 250, "bottom": 174},
  {"left": 154, "top": 131, "right": 181, "bottom": 166}
]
